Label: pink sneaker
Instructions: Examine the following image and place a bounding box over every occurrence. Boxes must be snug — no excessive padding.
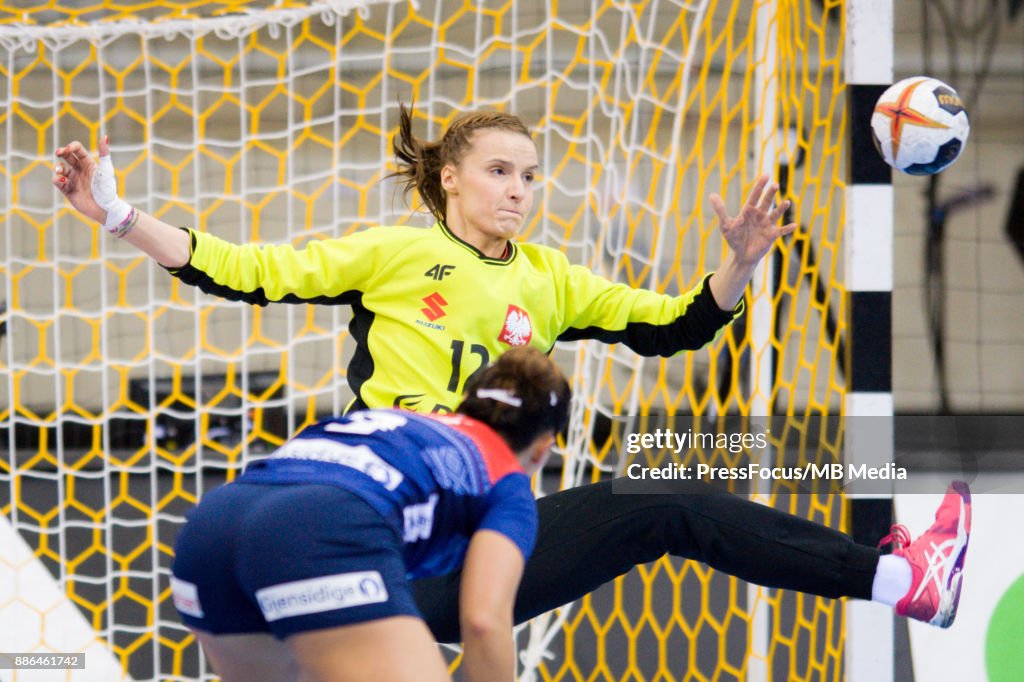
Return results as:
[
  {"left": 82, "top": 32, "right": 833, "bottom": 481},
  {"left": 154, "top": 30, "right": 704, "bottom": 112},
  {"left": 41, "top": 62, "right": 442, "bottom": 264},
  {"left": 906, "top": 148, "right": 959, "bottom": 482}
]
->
[{"left": 878, "top": 481, "right": 971, "bottom": 628}]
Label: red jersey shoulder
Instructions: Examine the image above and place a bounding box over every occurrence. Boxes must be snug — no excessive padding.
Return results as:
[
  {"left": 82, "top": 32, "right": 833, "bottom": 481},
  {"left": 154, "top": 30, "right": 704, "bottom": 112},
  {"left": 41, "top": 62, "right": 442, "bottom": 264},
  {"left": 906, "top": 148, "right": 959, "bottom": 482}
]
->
[{"left": 431, "top": 414, "right": 524, "bottom": 484}]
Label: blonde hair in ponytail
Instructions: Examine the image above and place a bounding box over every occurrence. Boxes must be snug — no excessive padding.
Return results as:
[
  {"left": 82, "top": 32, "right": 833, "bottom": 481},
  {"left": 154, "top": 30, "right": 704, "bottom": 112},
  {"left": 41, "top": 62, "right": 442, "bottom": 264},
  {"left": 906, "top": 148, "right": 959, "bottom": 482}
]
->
[{"left": 390, "top": 102, "right": 533, "bottom": 224}]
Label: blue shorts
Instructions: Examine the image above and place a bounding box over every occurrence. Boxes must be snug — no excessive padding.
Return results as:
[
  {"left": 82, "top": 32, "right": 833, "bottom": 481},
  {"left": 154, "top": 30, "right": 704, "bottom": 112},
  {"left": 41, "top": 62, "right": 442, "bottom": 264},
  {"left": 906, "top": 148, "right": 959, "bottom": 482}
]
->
[{"left": 170, "top": 482, "right": 421, "bottom": 639}]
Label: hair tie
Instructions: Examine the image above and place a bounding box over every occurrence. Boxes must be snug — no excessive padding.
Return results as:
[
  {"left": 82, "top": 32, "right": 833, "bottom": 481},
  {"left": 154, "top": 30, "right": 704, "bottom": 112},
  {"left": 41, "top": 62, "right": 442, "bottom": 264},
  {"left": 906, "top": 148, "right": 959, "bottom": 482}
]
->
[
  {"left": 550, "top": 391, "right": 558, "bottom": 406},
  {"left": 476, "top": 388, "right": 522, "bottom": 407}
]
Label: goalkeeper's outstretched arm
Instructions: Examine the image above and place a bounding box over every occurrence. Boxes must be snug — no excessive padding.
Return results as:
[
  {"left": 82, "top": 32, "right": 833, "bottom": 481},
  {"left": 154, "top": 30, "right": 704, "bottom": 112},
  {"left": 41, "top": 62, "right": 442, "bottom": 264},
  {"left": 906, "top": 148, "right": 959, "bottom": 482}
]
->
[
  {"left": 54, "top": 137, "right": 191, "bottom": 269},
  {"left": 706, "top": 174, "right": 797, "bottom": 311}
]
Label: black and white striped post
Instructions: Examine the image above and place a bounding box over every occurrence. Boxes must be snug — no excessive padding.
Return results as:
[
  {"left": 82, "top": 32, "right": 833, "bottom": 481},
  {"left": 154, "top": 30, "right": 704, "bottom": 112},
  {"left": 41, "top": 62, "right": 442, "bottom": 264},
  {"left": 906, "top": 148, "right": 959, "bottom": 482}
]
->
[{"left": 845, "top": 1, "right": 895, "bottom": 680}]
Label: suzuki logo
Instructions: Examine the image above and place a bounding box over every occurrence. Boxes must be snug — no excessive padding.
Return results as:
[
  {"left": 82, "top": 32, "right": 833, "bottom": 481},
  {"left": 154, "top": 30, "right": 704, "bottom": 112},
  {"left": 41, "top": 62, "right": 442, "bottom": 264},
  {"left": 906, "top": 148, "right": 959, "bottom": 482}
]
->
[{"left": 421, "top": 292, "right": 448, "bottom": 321}]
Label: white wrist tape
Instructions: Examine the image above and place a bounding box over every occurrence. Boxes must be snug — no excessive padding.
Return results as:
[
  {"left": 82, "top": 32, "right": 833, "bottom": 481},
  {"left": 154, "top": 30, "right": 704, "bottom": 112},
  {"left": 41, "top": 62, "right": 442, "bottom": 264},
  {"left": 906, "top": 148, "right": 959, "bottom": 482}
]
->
[{"left": 94, "top": 154, "right": 133, "bottom": 234}]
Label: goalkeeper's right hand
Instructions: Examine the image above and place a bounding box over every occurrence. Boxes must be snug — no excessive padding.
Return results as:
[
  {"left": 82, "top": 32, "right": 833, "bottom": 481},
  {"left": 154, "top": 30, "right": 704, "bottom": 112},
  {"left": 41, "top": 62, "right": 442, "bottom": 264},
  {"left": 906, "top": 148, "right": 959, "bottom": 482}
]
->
[{"left": 54, "top": 136, "right": 133, "bottom": 232}]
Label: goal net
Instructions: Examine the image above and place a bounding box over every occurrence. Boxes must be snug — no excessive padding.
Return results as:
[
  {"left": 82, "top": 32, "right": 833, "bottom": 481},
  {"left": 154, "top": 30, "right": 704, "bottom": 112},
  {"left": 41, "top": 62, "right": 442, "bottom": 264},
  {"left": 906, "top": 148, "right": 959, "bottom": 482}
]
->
[{"left": 0, "top": 1, "right": 848, "bottom": 680}]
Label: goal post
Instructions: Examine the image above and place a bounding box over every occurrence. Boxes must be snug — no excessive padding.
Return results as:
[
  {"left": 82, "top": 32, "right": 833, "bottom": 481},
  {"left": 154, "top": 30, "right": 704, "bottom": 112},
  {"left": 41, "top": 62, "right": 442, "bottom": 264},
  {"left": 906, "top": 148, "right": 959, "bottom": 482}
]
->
[{"left": 1, "top": 1, "right": 854, "bottom": 679}]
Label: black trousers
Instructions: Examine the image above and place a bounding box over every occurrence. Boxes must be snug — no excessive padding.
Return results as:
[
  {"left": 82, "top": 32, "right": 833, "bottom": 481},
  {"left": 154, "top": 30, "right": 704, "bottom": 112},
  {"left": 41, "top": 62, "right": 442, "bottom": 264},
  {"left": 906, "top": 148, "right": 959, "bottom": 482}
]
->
[{"left": 412, "top": 477, "right": 880, "bottom": 643}]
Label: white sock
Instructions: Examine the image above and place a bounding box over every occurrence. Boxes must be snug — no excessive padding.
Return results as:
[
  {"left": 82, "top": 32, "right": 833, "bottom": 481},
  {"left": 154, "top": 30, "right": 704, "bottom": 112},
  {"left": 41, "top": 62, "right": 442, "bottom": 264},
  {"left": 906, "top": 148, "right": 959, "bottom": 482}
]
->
[{"left": 871, "top": 553, "right": 913, "bottom": 607}]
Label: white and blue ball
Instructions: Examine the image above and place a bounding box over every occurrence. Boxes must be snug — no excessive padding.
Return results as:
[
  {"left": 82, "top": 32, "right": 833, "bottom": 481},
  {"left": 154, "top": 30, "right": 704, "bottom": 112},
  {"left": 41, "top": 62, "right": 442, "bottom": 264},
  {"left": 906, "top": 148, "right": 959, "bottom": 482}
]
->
[{"left": 870, "top": 77, "right": 970, "bottom": 175}]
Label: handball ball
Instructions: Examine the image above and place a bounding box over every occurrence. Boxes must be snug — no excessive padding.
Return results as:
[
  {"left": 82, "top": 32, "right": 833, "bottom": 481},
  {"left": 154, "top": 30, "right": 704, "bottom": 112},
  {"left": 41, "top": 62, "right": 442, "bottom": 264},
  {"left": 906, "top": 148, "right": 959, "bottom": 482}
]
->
[{"left": 870, "top": 77, "right": 970, "bottom": 175}]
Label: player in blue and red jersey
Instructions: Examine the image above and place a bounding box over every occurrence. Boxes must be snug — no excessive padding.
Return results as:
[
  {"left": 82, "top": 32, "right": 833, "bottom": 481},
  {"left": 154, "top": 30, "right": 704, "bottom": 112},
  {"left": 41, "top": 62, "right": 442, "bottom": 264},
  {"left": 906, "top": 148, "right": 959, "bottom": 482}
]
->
[{"left": 170, "top": 347, "right": 571, "bottom": 682}]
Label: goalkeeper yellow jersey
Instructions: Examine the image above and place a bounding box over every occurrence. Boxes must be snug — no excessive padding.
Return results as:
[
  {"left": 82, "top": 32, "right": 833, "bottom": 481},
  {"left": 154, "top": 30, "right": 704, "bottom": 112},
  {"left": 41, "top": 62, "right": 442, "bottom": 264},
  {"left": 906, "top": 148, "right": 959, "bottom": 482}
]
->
[{"left": 170, "top": 222, "right": 741, "bottom": 414}]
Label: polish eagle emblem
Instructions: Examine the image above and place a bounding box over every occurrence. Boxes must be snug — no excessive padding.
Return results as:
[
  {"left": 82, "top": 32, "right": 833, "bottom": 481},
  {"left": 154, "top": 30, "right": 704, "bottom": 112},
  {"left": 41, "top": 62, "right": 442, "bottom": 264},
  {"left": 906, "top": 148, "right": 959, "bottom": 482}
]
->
[{"left": 498, "top": 304, "right": 532, "bottom": 346}]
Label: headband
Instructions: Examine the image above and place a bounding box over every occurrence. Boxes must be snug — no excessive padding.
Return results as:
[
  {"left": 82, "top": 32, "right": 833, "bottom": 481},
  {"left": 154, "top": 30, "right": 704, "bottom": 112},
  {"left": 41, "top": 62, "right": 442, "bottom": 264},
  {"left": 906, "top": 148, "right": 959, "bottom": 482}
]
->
[{"left": 475, "top": 388, "right": 522, "bottom": 407}]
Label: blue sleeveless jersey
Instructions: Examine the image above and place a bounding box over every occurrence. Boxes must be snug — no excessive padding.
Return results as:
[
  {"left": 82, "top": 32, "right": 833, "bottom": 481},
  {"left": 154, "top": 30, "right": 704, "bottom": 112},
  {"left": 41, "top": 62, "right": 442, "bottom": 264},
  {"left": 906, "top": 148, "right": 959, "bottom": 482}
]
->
[{"left": 238, "top": 409, "right": 537, "bottom": 578}]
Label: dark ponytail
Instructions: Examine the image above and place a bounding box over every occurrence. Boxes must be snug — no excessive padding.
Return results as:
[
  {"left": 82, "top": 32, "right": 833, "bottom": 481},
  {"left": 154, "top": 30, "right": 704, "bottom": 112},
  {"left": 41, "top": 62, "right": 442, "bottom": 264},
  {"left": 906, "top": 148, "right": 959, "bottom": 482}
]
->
[
  {"left": 390, "top": 101, "right": 533, "bottom": 224},
  {"left": 457, "top": 347, "right": 571, "bottom": 452}
]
